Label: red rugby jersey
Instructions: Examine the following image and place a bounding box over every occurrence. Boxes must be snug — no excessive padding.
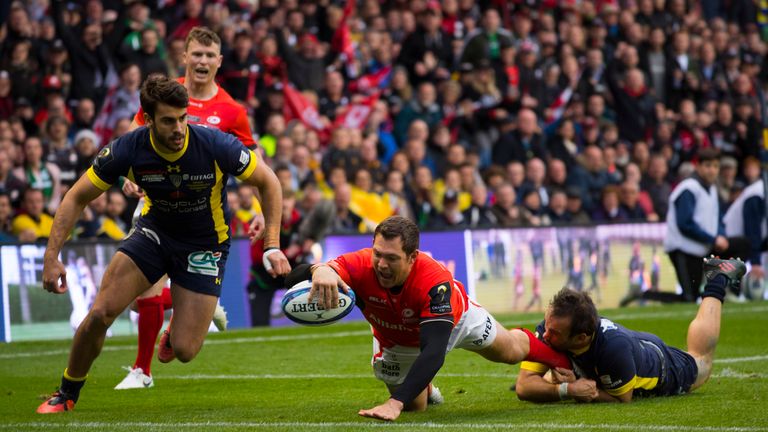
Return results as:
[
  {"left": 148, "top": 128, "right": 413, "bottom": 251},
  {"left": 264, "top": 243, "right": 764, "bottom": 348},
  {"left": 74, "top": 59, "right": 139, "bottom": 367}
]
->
[
  {"left": 134, "top": 77, "right": 256, "bottom": 149},
  {"left": 328, "top": 248, "right": 469, "bottom": 348}
]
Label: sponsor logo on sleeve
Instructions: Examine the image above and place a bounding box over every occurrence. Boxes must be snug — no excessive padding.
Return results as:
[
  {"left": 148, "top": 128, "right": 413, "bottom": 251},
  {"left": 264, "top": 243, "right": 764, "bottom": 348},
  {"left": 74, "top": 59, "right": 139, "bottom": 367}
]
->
[
  {"left": 238, "top": 150, "right": 250, "bottom": 171},
  {"left": 428, "top": 282, "right": 452, "bottom": 315},
  {"left": 93, "top": 144, "right": 114, "bottom": 169}
]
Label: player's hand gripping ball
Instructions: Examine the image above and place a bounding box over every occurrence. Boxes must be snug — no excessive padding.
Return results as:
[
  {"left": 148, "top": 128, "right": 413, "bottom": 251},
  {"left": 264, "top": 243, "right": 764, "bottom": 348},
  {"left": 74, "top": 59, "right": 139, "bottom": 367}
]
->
[{"left": 281, "top": 280, "right": 356, "bottom": 326}]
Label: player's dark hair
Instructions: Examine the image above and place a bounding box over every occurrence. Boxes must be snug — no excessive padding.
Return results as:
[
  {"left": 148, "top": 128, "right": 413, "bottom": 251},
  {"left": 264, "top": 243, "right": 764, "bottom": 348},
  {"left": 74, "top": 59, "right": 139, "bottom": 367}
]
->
[
  {"left": 374, "top": 216, "right": 420, "bottom": 256},
  {"left": 186, "top": 26, "right": 221, "bottom": 50},
  {"left": 549, "top": 288, "right": 599, "bottom": 337},
  {"left": 140, "top": 74, "right": 188, "bottom": 120}
]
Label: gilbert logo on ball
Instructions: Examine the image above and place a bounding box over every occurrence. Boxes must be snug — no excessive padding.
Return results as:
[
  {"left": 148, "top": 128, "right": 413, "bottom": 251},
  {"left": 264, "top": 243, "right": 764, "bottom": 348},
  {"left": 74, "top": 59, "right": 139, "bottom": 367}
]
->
[{"left": 281, "top": 280, "right": 356, "bottom": 326}]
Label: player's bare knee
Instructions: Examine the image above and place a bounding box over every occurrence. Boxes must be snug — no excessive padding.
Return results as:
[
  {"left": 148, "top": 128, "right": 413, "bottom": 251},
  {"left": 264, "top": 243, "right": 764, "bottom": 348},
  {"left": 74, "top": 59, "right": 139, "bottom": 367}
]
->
[
  {"left": 88, "top": 304, "right": 121, "bottom": 328},
  {"left": 173, "top": 345, "right": 200, "bottom": 363}
]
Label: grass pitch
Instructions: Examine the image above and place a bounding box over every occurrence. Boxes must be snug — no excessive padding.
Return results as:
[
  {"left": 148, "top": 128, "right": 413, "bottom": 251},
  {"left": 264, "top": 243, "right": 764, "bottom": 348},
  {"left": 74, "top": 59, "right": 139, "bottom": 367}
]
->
[{"left": 1, "top": 302, "right": 767, "bottom": 432}]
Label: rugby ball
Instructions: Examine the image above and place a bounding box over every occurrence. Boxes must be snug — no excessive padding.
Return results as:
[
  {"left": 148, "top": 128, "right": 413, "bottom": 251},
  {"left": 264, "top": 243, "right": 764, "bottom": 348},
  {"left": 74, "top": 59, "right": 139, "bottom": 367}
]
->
[{"left": 280, "top": 280, "right": 356, "bottom": 326}]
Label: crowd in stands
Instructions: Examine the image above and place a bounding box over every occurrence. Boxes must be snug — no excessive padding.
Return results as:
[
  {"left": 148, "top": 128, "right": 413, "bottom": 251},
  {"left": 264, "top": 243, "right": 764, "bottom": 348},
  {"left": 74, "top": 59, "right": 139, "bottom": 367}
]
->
[{"left": 0, "top": 0, "right": 766, "bottom": 246}]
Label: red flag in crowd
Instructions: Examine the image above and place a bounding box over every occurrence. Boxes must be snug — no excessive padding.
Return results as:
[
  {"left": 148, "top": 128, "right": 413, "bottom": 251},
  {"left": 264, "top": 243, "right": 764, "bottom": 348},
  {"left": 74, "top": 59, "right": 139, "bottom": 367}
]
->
[
  {"left": 348, "top": 66, "right": 392, "bottom": 94},
  {"left": 333, "top": 92, "right": 380, "bottom": 130},
  {"left": 92, "top": 86, "right": 118, "bottom": 147},
  {"left": 331, "top": 0, "right": 356, "bottom": 62},
  {"left": 282, "top": 83, "right": 330, "bottom": 139},
  {"left": 545, "top": 86, "right": 574, "bottom": 126}
]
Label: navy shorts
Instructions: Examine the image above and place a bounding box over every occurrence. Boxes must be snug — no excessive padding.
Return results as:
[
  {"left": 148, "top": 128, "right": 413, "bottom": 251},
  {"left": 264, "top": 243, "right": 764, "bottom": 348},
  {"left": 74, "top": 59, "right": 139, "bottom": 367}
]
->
[
  {"left": 118, "top": 218, "right": 229, "bottom": 297},
  {"left": 657, "top": 346, "right": 699, "bottom": 396}
]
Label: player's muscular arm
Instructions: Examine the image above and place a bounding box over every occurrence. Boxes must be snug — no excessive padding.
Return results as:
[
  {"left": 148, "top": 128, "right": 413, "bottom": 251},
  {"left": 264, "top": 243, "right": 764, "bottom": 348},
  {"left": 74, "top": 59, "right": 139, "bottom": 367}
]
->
[
  {"left": 245, "top": 160, "right": 291, "bottom": 277},
  {"left": 43, "top": 176, "right": 105, "bottom": 294},
  {"left": 359, "top": 320, "right": 453, "bottom": 421},
  {"left": 594, "top": 388, "right": 632, "bottom": 403}
]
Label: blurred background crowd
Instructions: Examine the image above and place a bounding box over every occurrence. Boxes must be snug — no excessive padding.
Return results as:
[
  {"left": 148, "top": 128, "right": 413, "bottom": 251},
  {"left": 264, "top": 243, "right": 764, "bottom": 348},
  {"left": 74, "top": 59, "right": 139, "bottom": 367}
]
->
[{"left": 0, "top": 0, "right": 766, "bottom": 246}]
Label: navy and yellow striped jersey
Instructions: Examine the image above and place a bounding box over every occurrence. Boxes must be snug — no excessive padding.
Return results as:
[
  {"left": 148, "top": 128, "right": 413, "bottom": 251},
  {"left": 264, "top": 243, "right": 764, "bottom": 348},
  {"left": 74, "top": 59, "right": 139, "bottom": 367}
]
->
[
  {"left": 522, "top": 318, "right": 697, "bottom": 398},
  {"left": 86, "top": 125, "right": 257, "bottom": 245}
]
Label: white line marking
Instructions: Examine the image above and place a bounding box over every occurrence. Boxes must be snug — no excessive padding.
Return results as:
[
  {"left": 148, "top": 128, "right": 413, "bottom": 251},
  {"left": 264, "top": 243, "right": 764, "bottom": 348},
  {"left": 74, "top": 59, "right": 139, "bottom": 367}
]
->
[
  {"left": 2, "top": 422, "right": 767, "bottom": 431},
  {"left": 1, "top": 306, "right": 767, "bottom": 360},
  {"left": 160, "top": 370, "right": 766, "bottom": 381}
]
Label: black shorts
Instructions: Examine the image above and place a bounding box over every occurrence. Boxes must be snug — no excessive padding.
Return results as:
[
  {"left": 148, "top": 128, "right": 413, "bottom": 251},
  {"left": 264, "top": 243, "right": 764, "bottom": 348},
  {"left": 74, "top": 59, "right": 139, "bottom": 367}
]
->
[
  {"left": 658, "top": 346, "right": 699, "bottom": 396},
  {"left": 118, "top": 218, "right": 229, "bottom": 297}
]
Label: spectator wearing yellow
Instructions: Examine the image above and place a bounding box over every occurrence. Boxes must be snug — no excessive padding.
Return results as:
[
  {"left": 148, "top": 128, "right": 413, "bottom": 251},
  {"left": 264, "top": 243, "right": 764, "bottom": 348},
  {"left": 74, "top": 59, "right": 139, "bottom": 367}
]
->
[{"left": 12, "top": 188, "right": 53, "bottom": 242}]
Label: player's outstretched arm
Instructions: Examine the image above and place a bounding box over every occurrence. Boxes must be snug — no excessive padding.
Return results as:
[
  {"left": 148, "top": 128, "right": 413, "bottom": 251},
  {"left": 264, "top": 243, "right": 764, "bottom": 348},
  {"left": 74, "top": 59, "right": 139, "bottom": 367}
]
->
[
  {"left": 516, "top": 368, "right": 598, "bottom": 403},
  {"left": 244, "top": 160, "right": 290, "bottom": 277},
  {"left": 42, "top": 174, "right": 105, "bottom": 294}
]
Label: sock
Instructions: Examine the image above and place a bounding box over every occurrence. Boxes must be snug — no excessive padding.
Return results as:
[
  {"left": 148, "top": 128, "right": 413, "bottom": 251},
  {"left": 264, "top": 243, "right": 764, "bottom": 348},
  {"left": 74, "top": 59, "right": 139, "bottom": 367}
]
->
[
  {"left": 701, "top": 274, "right": 729, "bottom": 303},
  {"left": 520, "top": 328, "right": 572, "bottom": 370},
  {"left": 134, "top": 295, "right": 164, "bottom": 374},
  {"left": 161, "top": 286, "right": 173, "bottom": 310},
  {"left": 61, "top": 369, "right": 86, "bottom": 402}
]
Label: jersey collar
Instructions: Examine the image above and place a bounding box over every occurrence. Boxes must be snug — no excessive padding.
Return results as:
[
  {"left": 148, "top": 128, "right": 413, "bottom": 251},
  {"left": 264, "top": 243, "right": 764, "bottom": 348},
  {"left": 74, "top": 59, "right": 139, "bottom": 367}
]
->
[{"left": 150, "top": 127, "right": 189, "bottom": 162}]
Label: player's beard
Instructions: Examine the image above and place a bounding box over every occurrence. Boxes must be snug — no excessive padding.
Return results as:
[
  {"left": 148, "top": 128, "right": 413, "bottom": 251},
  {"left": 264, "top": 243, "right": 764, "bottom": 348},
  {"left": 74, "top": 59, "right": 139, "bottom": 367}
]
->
[{"left": 151, "top": 125, "right": 185, "bottom": 152}]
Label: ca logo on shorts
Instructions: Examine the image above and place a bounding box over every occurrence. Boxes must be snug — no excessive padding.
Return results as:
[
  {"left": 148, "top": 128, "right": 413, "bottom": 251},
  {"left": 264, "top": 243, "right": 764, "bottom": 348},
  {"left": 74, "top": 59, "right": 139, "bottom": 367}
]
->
[{"left": 187, "top": 251, "right": 222, "bottom": 277}]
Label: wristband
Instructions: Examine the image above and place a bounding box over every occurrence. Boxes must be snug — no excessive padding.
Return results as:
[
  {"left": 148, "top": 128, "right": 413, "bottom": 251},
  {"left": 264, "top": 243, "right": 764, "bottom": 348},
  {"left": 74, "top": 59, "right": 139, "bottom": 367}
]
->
[
  {"left": 262, "top": 248, "right": 281, "bottom": 271},
  {"left": 558, "top": 382, "right": 570, "bottom": 400}
]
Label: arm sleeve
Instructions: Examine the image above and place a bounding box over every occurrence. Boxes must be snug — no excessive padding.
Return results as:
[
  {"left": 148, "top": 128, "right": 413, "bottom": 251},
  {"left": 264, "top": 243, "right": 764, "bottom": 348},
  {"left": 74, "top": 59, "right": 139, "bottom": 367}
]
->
[
  {"left": 595, "top": 338, "right": 637, "bottom": 396},
  {"left": 213, "top": 131, "right": 258, "bottom": 181},
  {"left": 743, "top": 196, "right": 766, "bottom": 264},
  {"left": 390, "top": 320, "right": 453, "bottom": 404},
  {"left": 675, "top": 191, "right": 716, "bottom": 244},
  {"left": 285, "top": 263, "right": 313, "bottom": 287},
  {"left": 87, "top": 141, "right": 129, "bottom": 190}
]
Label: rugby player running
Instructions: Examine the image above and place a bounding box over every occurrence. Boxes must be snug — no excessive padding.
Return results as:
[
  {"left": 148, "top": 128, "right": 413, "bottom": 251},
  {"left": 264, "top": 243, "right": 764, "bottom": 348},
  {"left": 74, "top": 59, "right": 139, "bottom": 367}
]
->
[
  {"left": 37, "top": 75, "right": 289, "bottom": 413},
  {"left": 115, "top": 27, "right": 273, "bottom": 390}
]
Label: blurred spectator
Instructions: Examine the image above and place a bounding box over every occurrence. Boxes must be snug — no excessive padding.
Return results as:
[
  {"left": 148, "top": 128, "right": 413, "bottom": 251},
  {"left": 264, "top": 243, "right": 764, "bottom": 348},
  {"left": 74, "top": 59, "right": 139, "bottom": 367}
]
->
[
  {"left": 520, "top": 188, "right": 550, "bottom": 227},
  {"left": 331, "top": 182, "right": 364, "bottom": 234},
  {"left": 398, "top": 5, "right": 452, "bottom": 85},
  {"left": 73, "top": 129, "right": 100, "bottom": 176},
  {"left": 591, "top": 185, "right": 627, "bottom": 223},
  {"left": 0, "top": 70, "right": 13, "bottom": 119},
  {"left": 430, "top": 189, "right": 465, "bottom": 229},
  {"left": 13, "top": 136, "right": 62, "bottom": 213},
  {"left": 519, "top": 158, "right": 548, "bottom": 208},
  {"left": 318, "top": 70, "right": 348, "bottom": 121},
  {"left": 129, "top": 28, "right": 169, "bottom": 81},
  {"left": 490, "top": 182, "right": 522, "bottom": 227},
  {"left": 547, "top": 188, "right": 569, "bottom": 225},
  {"left": 718, "top": 156, "right": 739, "bottom": 204},
  {"left": 394, "top": 81, "right": 442, "bottom": 144},
  {"left": 276, "top": 29, "right": 330, "bottom": 93},
  {"left": 609, "top": 66, "right": 656, "bottom": 144},
  {"left": 0, "top": 192, "right": 14, "bottom": 242},
  {"left": 44, "top": 115, "right": 78, "bottom": 187},
  {"left": 72, "top": 98, "right": 96, "bottom": 133},
  {"left": 565, "top": 187, "right": 591, "bottom": 224},
  {"left": 0, "top": 147, "right": 25, "bottom": 208},
  {"left": 410, "top": 165, "right": 439, "bottom": 228},
  {"left": 99, "top": 189, "right": 128, "bottom": 240},
  {"left": 568, "top": 145, "right": 613, "bottom": 212},
  {"left": 382, "top": 169, "right": 414, "bottom": 222},
  {"left": 51, "top": 0, "right": 118, "bottom": 111},
  {"left": 460, "top": 9, "right": 513, "bottom": 68},
  {"left": 220, "top": 29, "right": 259, "bottom": 110},
  {"left": 248, "top": 190, "right": 304, "bottom": 327},
  {"left": 463, "top": 182, "right": 495, "bottom": 228},
  {"left": 492, "top": 108, "right": 546, "bottom": 166},
  {"left": 11, "top": 188, "right": 52, "bottom": 242},
  {"left": 2, "top": 39, "right": 41, "bottom": 104},
  {"left": 619, "top": 180, "right": 650, "bottom": 222}
]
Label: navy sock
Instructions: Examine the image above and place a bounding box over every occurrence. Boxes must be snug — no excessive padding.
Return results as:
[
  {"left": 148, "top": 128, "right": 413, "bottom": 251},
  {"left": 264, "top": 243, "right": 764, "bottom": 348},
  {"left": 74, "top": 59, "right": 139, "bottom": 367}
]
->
[{"left": 701, "top": 274, "right": 729, "bottom": 303}]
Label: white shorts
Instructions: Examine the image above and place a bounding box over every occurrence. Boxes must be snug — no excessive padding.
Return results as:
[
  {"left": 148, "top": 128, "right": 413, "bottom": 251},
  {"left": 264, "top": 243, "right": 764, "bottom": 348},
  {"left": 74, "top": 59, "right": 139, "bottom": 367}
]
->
[{"left": 371, "top": 301, "right": 498, "bottom": 386}]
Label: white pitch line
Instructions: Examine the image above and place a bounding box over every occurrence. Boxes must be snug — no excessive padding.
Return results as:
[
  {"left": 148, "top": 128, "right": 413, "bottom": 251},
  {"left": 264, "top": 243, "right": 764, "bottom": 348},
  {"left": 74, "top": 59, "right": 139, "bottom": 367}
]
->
[
  {"left": 2, "top": 422, "right": 767, "bottom": 432},
  {"left": 1, "top": 305, "right": 767, "bottom": 360},
  {"left": 160, "top": 370, "right": 766, "bottom": 381}
]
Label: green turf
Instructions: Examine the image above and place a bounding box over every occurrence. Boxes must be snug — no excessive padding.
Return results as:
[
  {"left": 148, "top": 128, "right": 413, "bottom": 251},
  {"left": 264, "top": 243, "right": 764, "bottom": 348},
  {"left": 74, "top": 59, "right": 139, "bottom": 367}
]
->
[{"left": 1, "top": 302, "right": 767, "bottom": 431}]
